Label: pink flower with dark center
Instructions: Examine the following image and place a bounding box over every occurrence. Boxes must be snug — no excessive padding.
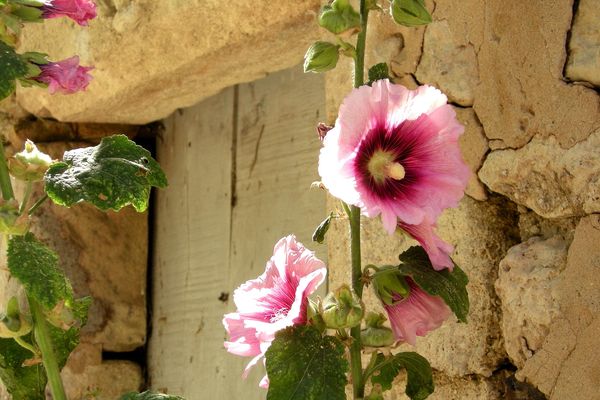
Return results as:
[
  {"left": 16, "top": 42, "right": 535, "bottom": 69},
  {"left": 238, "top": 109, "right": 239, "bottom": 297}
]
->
[
  {"left": 41, "top": 0, "right": 97, "bottom": 26},
  {"left": 318, "top": 80, "right": 470, "bottom": 234},
  {"left": 398, "top": 216, "right": 454, "bottom": 271},
  {"left": 223, "top": 235, "right": 327, "bottom": 387},
  {"left": 384, "top": 278, "right": 451, "bottom": 346},
  {"left": 35, "top": 56, "right": 93, "bottom": 95}
]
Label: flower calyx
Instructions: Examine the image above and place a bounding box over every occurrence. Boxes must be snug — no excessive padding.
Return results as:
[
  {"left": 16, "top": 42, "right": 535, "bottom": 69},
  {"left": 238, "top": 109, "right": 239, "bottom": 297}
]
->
[
  {"left": 9, "top": 139, "right": 53, "bottom": 182},
  {"left": 361, "top": 312, "right": 395, "bottom": 347},
  {"left": 371, "top": 266, "right": 410, "bottom": 306},
  {"left": 321, "top": 284, "right": 364, "bottom": 329}
]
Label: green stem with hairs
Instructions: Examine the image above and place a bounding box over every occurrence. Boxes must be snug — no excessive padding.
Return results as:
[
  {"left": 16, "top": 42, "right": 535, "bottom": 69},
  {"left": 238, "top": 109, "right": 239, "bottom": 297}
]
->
[
  {"left": 0, "top": 139, "right": 14, "bottom": 201},
  {"left": 348, "top": 2, "right": 370, "bottom": 398},
  {"left": 29, "top": 298, "right": 67, "bottom": 400}
]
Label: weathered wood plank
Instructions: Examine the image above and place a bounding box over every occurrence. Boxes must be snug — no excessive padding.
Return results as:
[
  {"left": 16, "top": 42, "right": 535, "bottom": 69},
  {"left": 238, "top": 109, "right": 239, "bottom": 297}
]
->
[
  {"left": 149, "top": 87, "right": 235, "bottom": 398},
  {"left": 223, "top": 66, "right": 326, "bottom": 398},
  {"left": 150, "top": 65, "right": 326, "bottom": 399}
]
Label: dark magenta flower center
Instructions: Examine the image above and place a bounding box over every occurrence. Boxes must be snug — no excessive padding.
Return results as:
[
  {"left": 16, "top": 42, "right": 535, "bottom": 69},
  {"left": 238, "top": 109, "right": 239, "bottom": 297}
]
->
[{"left": 354, "top": 120, "right": 422, "bottom": 201}]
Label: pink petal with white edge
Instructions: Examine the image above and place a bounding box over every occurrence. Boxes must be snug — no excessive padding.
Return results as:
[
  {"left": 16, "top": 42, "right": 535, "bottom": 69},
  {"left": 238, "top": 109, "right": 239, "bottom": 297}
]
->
[
  {"left": 222, "top": 235, "right": 326, "bottom": 388},
  {"left": 318, "top": 79, "right": 470, "bottom": 234}
]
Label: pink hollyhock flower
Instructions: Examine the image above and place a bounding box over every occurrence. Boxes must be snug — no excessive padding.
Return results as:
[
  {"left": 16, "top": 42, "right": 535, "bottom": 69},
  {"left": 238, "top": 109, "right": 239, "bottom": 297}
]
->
[
  {"left": 41, "top": 0, "right": 97, "bottom": 26},
  {"left": 318, "top": 80, "right": 470, "bottom": 234},
  {"left": 223, "top": 235, "right": 327, "bottom": 387},
  {"left": 384, "top": 278, "right": 451, "bottom": 345},
  {"left": 35, "top": 56, "right": 93, "bottom": 95},
  {"left": 398, "top": 216, "right": 454, "bottom": 271}
]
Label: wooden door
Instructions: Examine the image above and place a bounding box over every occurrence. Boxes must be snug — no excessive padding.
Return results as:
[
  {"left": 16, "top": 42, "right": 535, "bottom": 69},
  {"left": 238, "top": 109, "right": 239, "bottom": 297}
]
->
[{"left": 149, "top": 65, "right": 327, "bottom": 399}]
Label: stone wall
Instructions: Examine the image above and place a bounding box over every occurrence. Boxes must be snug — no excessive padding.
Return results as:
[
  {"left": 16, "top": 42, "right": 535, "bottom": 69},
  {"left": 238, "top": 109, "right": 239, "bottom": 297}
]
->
[
  {"left": 1, "top": 0, "right": 599, "bottom": 399},
  {"left": 325, "top": 1, "right": 600, "bottom": 399}
]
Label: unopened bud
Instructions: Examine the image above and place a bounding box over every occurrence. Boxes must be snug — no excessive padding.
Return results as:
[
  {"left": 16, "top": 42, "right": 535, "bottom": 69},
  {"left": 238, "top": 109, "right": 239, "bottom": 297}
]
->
[
  {"left": 322, "top": 285, "right": 364, "bottom": 329},
  {"left": 304, "top": 41, "right": 340, "bottom": 73},
  {"left": 307, "top": 298, "right": 326, "bottom": 332},
  {"left": 9, "top": 140, "right": 53, "bottom": 182}
]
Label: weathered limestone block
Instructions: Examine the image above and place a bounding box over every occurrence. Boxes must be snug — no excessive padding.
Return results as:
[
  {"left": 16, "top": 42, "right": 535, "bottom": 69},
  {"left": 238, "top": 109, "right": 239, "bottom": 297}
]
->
[
  {"left": 495, "top": 236, "right": 568, "bottom": 368},
  {"left": 473, "top": 0, "right": 600, "bottom": 149},
  {"left": 415, "top": 21, "right": 479, "bottom": 106},
  {"left": 60, "top": 344, "right": 143, "bottom": 399},
  {"left": 516, "top": 215, "right": 600, "bottom": 398},
  {"left": 455, "top": 108, "right": 488, "bottom": 201},
  {"left": 479, "top": 131, "right": 600, "bottom": 218},
  {"left": 16, "top": 0, "right": 321, "bottom": 124},
  {"left": 565, "top": 0, "right": 600, "bottom": 87},
  {"left": 391, "top": 372, "right": 502, "bottom": 400},
  {"left": 328, "top": 196, "right": 518, "bottom": 378},
  {"left": 518, "top": 210, "right": 579, "bottom": 243}
]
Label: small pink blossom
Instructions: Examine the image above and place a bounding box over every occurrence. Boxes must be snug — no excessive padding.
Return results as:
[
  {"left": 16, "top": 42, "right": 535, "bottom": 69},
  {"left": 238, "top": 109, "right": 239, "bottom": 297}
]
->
[
  {"left": 41, "top": 0, "right": 97, "bottom": 26},
  {"left": 398, "top": 216, "right": 454, "bottom": 271},
  {"left": 384, "top": 278, "right": 451, "bottom": 346},
  {"left": 318, "top": 80, "right": 470, "bottom": 234},
  {"left": 223, "top": 235, "right": 326, "bottom": 387},
  {"left": 35, "top": 56, "right": 93, "bottom": 95}
]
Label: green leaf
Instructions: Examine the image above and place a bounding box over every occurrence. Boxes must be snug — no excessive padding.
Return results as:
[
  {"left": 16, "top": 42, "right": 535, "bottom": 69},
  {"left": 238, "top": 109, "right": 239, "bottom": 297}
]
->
[
  {"left": 369, "top": 352, "right": 433, "bottom": 400},
  {"left": 0, "top": 40, "right": 29, "bottom": 100},
  {"left": 44, "top": 134, "right": 168, "bottom": 212},
  {"left": 304, "top": 41, "right": 340, "bottom": 73},
  {"left": 120, "top": 391, "right": 185, "bottom": 400},
  {"left": 0, "top": 335, "right": 46, "bottom": 400},
  {"left": 397, "top": 246, "right": 469, "bottom": 322},
  {"left": 265, "top": 325, "right": 348, "bottom": 400},
  {"left": 391, "top": 0, "right": 432, "bottom": 27},
  {"left": 312, "top": 213, "right": 333, "bottom": 244},
  {"left": 47, "top": 297, "right": 91, "bottom": 369},
  {"left": 318, "top": 0, "right": 361, "bottom": 35},
  {"left": 8, "top": 233, "right": 73, "bottom": 311},
  {"left": 368, "top": 63, "right": 390, "bottom": 84}
]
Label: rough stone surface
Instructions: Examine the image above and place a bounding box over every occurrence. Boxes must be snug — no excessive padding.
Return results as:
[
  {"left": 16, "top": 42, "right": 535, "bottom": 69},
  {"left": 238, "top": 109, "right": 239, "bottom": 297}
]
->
[
  {"left": 416, "top": 20, "right": 479, "bottom": 106},
  {"left": 565, "top": 0, "right": 600, "bottom": 87},
  {"left": 328, "top": 196, "right": 518, "bottom": 378},
  {"left": 391, "top": 372, "right": 502, "bottom": 400},
  {"left": 495, "top": 236, "right": 568, "bottom": 368},
  {"left": 16, "top": 1, "right": 321, "bottom": 124},
  {"left": 61, "top": 344, "right": 142, "bottom": 399},
  {"left": 518, "top": 211, "right": 579, "bottom": 243},
  {"left": 473, "top": 0, "right": 600, "bottom": 149},
  {"left": 479, "top": 131, "right": 600, "bottom": 218},
  {"left": 455, "top": 108, "right": 488, "bottom": 201},
  {"left": 515, "top": 216, "right": 600, "bottom": 398}
]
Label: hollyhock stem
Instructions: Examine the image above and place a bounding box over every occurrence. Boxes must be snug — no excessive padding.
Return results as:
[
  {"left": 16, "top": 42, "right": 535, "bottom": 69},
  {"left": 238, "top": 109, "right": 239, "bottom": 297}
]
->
[
  {"left": 29, "top": 298, "right": 67, "bottom": 400},
  {"left": 0, "top": 140, "right": 15, "bottom": 201},
  {"left": 348, "top": 3, "right": 370, "bottom": 399}
]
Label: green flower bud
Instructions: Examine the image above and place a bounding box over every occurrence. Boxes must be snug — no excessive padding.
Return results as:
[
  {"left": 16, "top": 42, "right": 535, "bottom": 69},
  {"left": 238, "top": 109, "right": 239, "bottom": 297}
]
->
[
  {"left": 321, "top": 284, "right": 364, "bottom": 329},
  {"left": 361, "top": 312, "right": 395, "bottom": 347},
  {"left": 0, "top": 297, "right": 32, "bottom": 339},
  {"left": 372, "top": 267, "right": 410, "bottom": 305},
  {"left": 318, "top": 0, "right": 361, "bottom": 35},
  {"left": 9, "top": 139, "right": 53, "bottom": 182},
  {"left": 304, "top": 41, "right": 340, "bottom": 73},
  {"left": 365, "top": 385, "right": 384, "bottom": 400}
]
